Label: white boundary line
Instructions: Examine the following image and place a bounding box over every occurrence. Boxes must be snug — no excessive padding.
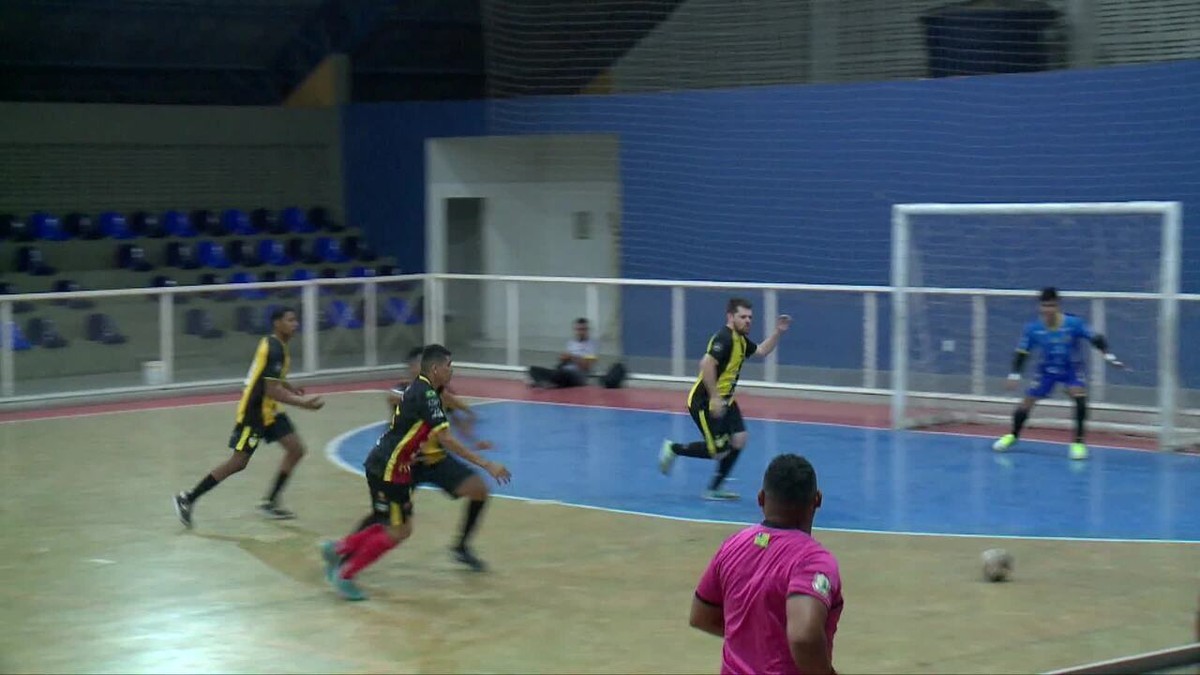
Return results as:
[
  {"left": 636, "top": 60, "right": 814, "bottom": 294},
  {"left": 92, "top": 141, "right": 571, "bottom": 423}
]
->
[
  {"left": 467, "top": 397, "right": 1184, "bottom": 457},
  {"left": 5, "top": 385, "right": 1185, "bottom": 459},
  {"left": 321, "top": 413, "right": 1200, "bottom": 545},
  {"left": 1043, "top": 643, "right": 1200, "bottom": 675},
  {"left": 0, "top": 387, "right": 396, "bottom": 425}
]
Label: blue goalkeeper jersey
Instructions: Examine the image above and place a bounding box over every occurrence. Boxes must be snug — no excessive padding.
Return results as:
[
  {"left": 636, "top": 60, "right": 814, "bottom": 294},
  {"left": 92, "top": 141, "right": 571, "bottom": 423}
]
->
[{"left": 1017, "top": 313, "right": 1095, "bottom": 374}]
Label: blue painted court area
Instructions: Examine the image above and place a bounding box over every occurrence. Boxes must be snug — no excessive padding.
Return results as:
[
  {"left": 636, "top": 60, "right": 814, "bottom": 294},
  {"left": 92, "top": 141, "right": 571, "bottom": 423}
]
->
[{"left": 330, "top": 401, "right": 1200, "bottom": 542}]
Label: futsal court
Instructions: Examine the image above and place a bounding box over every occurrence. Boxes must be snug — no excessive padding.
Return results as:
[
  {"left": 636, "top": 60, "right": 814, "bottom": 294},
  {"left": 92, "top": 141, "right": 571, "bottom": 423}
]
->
[{"left": 1, "top": 376, "right": 1197, "bottom": 674}]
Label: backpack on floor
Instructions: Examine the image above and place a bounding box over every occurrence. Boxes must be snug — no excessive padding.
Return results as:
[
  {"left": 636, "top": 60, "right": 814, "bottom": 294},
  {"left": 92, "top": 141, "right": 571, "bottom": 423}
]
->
[{"left": 600, "top": 362, "right": 627, "bottom": 389}]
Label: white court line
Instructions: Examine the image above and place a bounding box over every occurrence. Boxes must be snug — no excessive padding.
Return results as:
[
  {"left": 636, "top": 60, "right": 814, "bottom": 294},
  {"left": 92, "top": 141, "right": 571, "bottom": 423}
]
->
[
  {"left": 469, "top": 397, "right": 1184, "bottom": 457},
  {"left": 321, "top": 417, "right": 1200, "bottom": 545},
  {"left": 0, "top": 387, "right": 402, "bottom": 425},
  {"left": 6, "top": 386, "right": 1179, "bottom": 458}
]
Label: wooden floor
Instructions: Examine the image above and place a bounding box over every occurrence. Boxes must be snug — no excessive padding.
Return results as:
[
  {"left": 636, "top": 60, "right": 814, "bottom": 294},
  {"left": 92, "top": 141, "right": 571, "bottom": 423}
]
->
[{"left": 1, "top": 389, "right": 1197, "bottom": 674}]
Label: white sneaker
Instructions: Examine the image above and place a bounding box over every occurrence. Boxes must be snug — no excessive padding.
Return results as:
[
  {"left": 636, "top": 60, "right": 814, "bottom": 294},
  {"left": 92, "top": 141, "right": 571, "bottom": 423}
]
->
[{"left": 658, "top": 439, "right": 677, "bottom": 475}]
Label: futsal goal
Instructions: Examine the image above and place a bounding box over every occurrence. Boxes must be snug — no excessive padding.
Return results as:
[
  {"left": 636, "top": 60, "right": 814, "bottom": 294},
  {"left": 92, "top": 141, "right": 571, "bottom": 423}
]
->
[{"left": 890, "top": 201, "right": 1199, "bottom": 451}]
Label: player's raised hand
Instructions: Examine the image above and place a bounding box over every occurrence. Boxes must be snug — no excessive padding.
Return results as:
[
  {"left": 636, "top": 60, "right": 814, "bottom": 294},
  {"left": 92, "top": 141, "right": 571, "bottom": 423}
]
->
[
  {"left": 485, "top": 461, "right": 511, "bottom": 485},
  {"left": 304, "top": 394, "right": 325, "bottom": 411},
  {"left": 776, "top": 314, "right": 792, "bottom": 332}
]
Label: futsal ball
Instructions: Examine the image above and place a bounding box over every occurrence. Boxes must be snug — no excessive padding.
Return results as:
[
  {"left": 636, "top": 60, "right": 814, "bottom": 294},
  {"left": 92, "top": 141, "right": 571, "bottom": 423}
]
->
[{"left": 982, "top": 548, "right": 1014, "bottom": 582}]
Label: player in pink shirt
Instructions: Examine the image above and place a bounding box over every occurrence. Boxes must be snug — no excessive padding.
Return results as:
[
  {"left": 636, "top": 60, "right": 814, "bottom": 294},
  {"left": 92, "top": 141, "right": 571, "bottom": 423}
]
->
[{"left": 691, "top": 454, "right": 843, "bottom": 675}]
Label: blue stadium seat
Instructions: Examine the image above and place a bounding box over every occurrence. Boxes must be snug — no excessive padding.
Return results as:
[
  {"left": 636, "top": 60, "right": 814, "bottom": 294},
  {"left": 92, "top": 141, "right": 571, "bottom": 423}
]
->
[
  {"left": 163, "top": 210, "right": 197, "bottom": 237},
  {"left": 229, "top": 271, "right": 268, "bottom": 300},
  {"left": 4, "top": 321, "right": 32, "bottom": 351},
  {"left": 98, "top": 212, "right": 134, "bottom": 239},
  {"left": 30, "top": 212, "right": 68, "bottom": 241},
  {"left": 326, "top": 299, "right": 362, "bottom": 329},
  {"left": 222, "top": 209, "right": 256, "bottom": 236},
  {"left": 384, "top": 297, "right": 423, "bottom": 326},
  {"left": 280, "top": 206, "right": 315, "bottom": 234},
  {"left": 196, "top": 241, "right": 231, "bottom": 269},
  {"left": 258, "top": 239, "right": 291, "bottom": 266},
  {"left": 313, "top": 237, "right": 349, "bottom": 263}
]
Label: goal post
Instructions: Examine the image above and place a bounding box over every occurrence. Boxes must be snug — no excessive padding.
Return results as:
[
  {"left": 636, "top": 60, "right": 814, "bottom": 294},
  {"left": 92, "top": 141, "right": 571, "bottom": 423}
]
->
[{"left": 890, "top": 201, "right": 1195, "bottom": 451}]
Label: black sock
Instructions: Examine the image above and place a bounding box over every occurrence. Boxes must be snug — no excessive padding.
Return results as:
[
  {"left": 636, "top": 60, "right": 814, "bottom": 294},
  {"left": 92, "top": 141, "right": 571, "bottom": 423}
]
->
[
  {"left": 1074, "top": 397, "right": 1088, "bottom": 443},
  {"left": 671, "top": 441, "right": 712, "bottom": 459},
  {"left": 459, "top": 500, "right": 487, "bottom": 548},
  {"left": 187, "top": 474, "right": 220, "bottom": 503},
  {"left": 265, "top": 470, "right": 291, "bottom": 504},
  {"left": 1011, "top": 407, "right": 1030, "bottom": 438},
  {"left": 708, "top": 448, "right": 743, "bottom": 491}
]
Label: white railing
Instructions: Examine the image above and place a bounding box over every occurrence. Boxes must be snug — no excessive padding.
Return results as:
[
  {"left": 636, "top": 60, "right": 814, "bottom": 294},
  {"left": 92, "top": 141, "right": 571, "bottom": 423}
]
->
[{"left": 2, "top": 273, "right": 1198, "bottom": 443}]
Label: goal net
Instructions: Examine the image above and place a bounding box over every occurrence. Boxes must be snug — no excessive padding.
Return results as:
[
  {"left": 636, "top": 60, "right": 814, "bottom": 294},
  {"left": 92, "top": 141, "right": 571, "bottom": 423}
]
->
[{"left": 890, "top": 201, "right": 1198, "bottom": 451}]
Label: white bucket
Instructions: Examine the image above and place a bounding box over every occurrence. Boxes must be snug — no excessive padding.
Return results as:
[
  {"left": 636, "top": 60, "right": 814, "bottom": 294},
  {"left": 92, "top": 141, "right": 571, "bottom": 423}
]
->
[{"left": 142, "top": 360, "right": 167, "bottom": 386}]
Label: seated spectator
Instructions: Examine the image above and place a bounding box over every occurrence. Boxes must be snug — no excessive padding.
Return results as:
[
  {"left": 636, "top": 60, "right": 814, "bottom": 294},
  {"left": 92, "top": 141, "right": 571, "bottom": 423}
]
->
[{"left": 528, "top": 318, "right": 596, "bottom": 389}]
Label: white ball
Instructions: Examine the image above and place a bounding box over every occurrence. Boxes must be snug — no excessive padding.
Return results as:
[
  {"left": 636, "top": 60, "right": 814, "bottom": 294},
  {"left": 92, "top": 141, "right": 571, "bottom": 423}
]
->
[{"left": 982, "top": 548, "right": 1013, "bottom": 582}]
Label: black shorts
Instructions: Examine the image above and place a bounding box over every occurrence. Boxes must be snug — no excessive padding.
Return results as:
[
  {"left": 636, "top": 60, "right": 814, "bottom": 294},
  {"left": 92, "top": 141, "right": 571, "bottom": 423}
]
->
[
  {"left": 228, "top": 413, "right": 296, "bottom": 455},
  {"left": 688, "top": 398, "right": 746, "bottom": 456},
  {"left": 367, "top": 471, "right": 414, "bottom": 526},
  {"left": 412, "top": 456, "right": 476, "bottom": 497}
]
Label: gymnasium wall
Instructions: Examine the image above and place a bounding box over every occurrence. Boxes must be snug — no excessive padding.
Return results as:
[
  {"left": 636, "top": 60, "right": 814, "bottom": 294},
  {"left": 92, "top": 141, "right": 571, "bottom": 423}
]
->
[
  {"left": 0, "top": 102, "right": 343, "bottom": 220},
  {"left": 341, "top": 60, "right": 1200, "bottom": 387}
]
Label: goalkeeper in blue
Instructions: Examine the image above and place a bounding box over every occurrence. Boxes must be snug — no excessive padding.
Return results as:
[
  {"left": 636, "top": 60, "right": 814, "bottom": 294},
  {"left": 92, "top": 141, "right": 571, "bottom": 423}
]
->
[{"left": 993, "top": 287, "right": 1125, "bottom": 460}]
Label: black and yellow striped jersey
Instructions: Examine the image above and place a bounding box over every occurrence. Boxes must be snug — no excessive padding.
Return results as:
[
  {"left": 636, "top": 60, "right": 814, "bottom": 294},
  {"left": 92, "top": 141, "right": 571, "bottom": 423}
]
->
[
  {"left": 365, "top": 376, "right": 450, "bottom": 483},
  {"left": 688, "top": 326, "right": 758, "bottom": 405},
  {"left": 235, "top": 335, "right": 289, "bottom": 426}
]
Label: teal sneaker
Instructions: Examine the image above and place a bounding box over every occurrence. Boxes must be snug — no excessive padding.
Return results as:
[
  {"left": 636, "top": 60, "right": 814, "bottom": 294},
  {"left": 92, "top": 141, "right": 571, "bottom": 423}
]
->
[{"left": 319, "top": 540, "right": 340, "bottom": 583}]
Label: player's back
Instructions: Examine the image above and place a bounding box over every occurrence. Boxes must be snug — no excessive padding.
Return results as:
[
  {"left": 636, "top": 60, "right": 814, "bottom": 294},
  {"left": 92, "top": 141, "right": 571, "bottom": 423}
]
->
[{"left": 712, "top": 525, "right": 843, "bottom": 675}]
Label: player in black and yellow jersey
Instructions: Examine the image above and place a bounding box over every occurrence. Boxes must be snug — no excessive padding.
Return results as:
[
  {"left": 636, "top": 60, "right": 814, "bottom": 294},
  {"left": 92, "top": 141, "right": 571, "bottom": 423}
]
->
[
  {"left": 658, "top": 297, "right": 791, "bottom": 500},
  {"left": 173, "top": 307, "right": 325, "bottom": 528},
  {"left": 319, "top": 345, "right": 511, "bottom": 600},
  {"left": 389, "top": 345, "right": 478, "bottom": 436}
]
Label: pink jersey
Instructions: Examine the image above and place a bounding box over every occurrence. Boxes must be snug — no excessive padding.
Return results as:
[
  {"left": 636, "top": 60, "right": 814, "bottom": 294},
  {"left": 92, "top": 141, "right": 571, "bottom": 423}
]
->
[{"left": 695, "top": 523, "right": 843, "bottom": 675}]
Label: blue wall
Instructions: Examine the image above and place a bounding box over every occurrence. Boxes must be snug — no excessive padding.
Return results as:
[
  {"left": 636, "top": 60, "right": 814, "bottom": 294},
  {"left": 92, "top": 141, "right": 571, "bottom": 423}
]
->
[
  {"left": 341, "top": 100, "right": 487, "bottom": 275},
  {"left": 342, "top": 61, "right": 1200, "bottom": 386}
]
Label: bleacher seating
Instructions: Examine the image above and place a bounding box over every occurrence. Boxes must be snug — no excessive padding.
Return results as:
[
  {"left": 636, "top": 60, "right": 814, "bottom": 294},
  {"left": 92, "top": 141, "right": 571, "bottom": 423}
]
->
[{"left": 0, "top": 204, "right": 415, "bottom": 382}]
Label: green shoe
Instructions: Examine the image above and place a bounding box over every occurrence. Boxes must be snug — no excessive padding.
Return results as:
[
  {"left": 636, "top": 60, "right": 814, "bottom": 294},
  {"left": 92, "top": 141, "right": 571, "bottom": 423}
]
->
[
  {"left": 992, "top": 434, "right": 1017, "bottom": 452},
  {"left": 319, "top": 540, "right": 340, "bottom": 583},
  {"left": 1069, "top": 442, "right": 1089, "bottom": 461},
  {"left": 703, "top": 489, "right": 740, "bottom": 501},
  {"left": 333, "top": 573, "right": 367, "bottom": 601}
]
